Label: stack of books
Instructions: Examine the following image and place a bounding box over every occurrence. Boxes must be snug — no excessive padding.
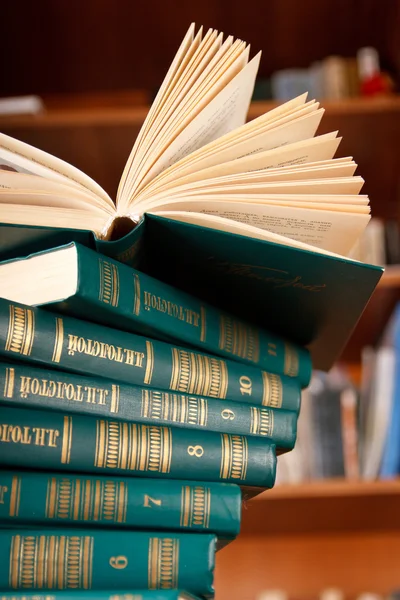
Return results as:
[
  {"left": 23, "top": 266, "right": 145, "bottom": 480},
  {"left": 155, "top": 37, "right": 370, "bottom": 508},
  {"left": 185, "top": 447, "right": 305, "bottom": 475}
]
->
[{"left": 0, "top": 23, "right": 383, "bottom": 600}]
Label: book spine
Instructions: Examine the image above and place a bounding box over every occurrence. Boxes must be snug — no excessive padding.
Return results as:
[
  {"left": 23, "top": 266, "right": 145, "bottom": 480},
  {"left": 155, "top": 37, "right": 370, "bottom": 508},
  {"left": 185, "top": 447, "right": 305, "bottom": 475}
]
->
[
  {"left": 71, "top": 244, "right": 311, "bottom": 387},
  {"left": 0, "top": 406, "right": 276, "bottom": 488},
  {"left": 0, "top": 469, "right": 241, "bottom": 538},
  {"left": 0, "top": 528, "right": 215, "bottom": 596},
  {"left": 0, "top": 299, "right": 301, "bottom": 411},
  {"left": 0, "top": 592, "right": 198, "bottom": 600},
  {"left": 0, "top": 362, "right": 297, "bottom": 451}
]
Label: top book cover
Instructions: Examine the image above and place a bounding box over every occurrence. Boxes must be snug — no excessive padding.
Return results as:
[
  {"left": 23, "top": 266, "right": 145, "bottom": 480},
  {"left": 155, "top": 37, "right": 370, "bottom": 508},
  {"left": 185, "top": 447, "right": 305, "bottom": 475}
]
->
[{"left": 0, "top": 23, "right": 383, "bottom": 369}]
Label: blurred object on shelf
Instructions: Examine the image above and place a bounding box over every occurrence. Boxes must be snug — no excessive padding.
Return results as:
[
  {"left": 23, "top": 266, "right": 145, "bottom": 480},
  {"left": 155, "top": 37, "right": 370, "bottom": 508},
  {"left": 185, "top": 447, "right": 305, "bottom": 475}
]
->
[
  {"left": 268, "top": 47, "right": 395, "bottom": 102},
  {"left": 257, "top": 589, "right": 288, "bottom": 600},
  {"left": 0, "top": 95, "right": 44, "bottom": 116},
  {"left": 320, "top": 588, "right": 345, "bottom": 600},
  {"left": 357, "top": 47, "right": 394, "bottom": 97}
]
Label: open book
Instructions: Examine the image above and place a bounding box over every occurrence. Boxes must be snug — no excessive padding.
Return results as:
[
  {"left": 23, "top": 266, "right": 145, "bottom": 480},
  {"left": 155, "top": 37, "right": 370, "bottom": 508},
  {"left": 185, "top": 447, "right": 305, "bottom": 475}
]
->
[{"left": 0, "top": 23, "right": 370, "bottom": 259}]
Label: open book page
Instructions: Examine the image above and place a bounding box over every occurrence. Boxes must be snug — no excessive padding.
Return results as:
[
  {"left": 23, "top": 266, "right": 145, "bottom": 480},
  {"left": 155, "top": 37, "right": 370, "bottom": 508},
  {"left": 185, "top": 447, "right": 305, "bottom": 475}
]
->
[
  {"left": 142, "top": 176, "right": 365, "bottom": 203},
  {"left": 121, "top": 52, "right": 261, "bottom": 210},
  {"left": 162, "top": 100, "right": 321, "bottom": 171},
  {"left": 0, "top": 204, "right": 108, "bottom": 235},
  {"left": 134, "top": 109, "right": 325, "bottom": 211},
  {"left": 0, "top": 133, "right": 113, "bottom": 206},
  {"left": 133, "top": 40, "right": 249, "bottom": 184},
  {"left": 117, "top": 23, "right": 197, "bottom": 201},
  {"left": 122, "top": 29, "right": 225, "bottom": 200},
  {"left": 0, "top": 172, "right": 115, "bottom": 215},
  {"left": 138, "top": 93, "right": 310, "bottom": 197},
  {"left": 149, "top": 199, "right": 370, "bottom": 255},
  {"left": 140, "top": 104, "right": 324, "bottom": 199},
  {"left": 140, "top": 160, "right": 358, "bottom": 201},
  {"left": 149, "top": 211, "right": 361, "bottom": 260},
  {"left": 136, "top": 133, "right": 341, "bottom": 205}
]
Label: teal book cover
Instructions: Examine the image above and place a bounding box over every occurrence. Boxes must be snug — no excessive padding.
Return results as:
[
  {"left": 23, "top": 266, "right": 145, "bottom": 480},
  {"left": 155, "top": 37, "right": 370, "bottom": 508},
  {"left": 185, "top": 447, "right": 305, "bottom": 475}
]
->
[
  {"left": 0, "top": 469, "right": 241, "bottom": 539},
  {"left": 0, "top": 241, "right": 311, "bottom": 386},
  {"left": 0, "top": 297, "right": 301, "bottom": 410},
  {"left": 0, "top": 214, "right": 382, "bottom": 371},
  {"left": 0, "top": 591, "right": 201, "bottom": 600},
  {"left": 0, "top": 528, "right": 216, "bottom": 596},
  {"left": 0, "top": 406, "right": 277, "bottom": 488},
  {"left": 0, "top": 361, "right": 298, "bottom": 450}
]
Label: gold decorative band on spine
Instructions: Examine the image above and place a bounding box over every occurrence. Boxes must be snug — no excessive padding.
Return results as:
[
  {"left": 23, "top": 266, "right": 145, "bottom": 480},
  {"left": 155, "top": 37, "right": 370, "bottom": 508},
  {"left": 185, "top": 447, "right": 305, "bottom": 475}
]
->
[
  {"left": 220, "top": 434, "right": 248, "bottom": 481},
  {"left": 4, "top": 367, "right": 15, "bottom": 398},
  {"left": 9, "top": 534, "right": 93, "bottom": 589},
  {"left": 141, "top": 390, "right": 208, "bottom": 427},
  {"left": 283, "top": 343, "right": 300, "bottom": 377},
  {"left": 133, "top": 274, "right": 141, "bottom": 315},
  {"left": 109, "top": 595, "right": 144, "bottom": 600},
  {"left": 61, "top": 416, "right": 73, "bottom": 464},
  {"left": 5, "top": 305, "right": 35, "bottom": 356},
  {"left": 45, "top": 477, "right": 128, "bottom": 524},
  {"left": 144, "top": 341, "right": 154, "bottom": 385},
  {"left": 98, "top": 259, "right": 120, "bottom": 307},
  {"left": 110, "top": 385, "right": 120, "bottom": 414},
  {"left": 218, "top": 315, "right": 260, "bottom": 363},
  {"left": 9, "top": 475, "right": 21, "bottom": 517},
  {"left": 51, "top": 317, "right": 64, "bottom": 363},
  {"left": 250, "top": 407, "right": 274, "bottom": 437},
  {"left": 200, "top": 306, "right": 206, "bottom": 342},
  {"left": 261, "top": 371, "right": 283, "bottom": 408},
  {"left": 95, "top": 421, "right": 172, "bottom": 474},
  {"left": 180, "top": 485, "right": 211, "bottom": 528},
  {"left": 148, "top": 537, "right": 179, "bottom": 589},
  {"left": 170, "top": 348, "right": 228, "bottom": 399}
]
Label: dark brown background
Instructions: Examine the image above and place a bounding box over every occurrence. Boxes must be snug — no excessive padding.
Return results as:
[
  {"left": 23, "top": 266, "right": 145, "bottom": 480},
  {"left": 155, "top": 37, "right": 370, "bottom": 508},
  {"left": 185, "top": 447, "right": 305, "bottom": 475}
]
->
[{"left": 1, "top": 0, "right": 399, "bottom": 96}]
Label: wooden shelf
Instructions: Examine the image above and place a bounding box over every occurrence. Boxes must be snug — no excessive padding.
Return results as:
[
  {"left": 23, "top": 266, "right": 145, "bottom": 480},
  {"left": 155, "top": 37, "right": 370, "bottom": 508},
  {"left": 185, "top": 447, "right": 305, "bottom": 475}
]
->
[
  {"left": 240, "top": 479, "right": 400, "bottom": 536},
  {"left": 253, "top": 478, "right": 400, "bottom": 500}
]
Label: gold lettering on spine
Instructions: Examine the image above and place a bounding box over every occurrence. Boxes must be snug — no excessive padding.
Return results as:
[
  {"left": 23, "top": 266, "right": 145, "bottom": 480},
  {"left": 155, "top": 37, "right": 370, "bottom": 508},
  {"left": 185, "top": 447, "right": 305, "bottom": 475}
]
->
[
  {"left": 99, "top": 259, "right": 119, "bottom": 307},
  {"left": 110, "top": 385, "right": 120, "bottom": 414},
  {"left": 95, "top": 421, "right": 172, "bottom": 474},
  {"left": 4, "top": 367, "right": 15, "bottom": 398},
  {"left": 144, "top": 341, "right": 154, "bottom": 385},
  {"left": 250, "top": 407, "right": 274, "bottom": 437},
  {"left": 8, "top": 534, "right": 93, "bottom": 589},
  {"left": 61, "top": 416, "right": 73, "bottom": 464},
  {"left": 45, "top": 477, "right": 128, "bottom": 524},
  {"left": 283, "top": 343, "right": 300, "bottom": 377},
  {"left": 200, "top": 306, "right": 206, "bottom": 342},
  {"left": 51, "top": 317, "right": 64, "bottom": 363},
  {"left": 220, "top": 434, "right": 248, "bottom": 481},
  {"left": 261, "top": 372, "right": 283, "bottom": 408},
  {"left": 218, "top": 315, "right": 260, "bottom": 363},
  {"left": 180, "top": 485, "right": 210, "bottom": 528},
  {"left": 148, "top": 538, "right": 179, "bottom": 589},
  {"left": 141, "top": 390, "right": 208, "bottom": 427},
  {"left": 9, "top": 475, "right": 21, "bottom": 517},
  {"left": 5, "top": 305, "right": 35, "bottom": 356},
  {"left": 133, "top": 274, "right": 141, "bottom": 315},
  {"left": 170, "top": 348, "right": 228, "bottom": 399}
]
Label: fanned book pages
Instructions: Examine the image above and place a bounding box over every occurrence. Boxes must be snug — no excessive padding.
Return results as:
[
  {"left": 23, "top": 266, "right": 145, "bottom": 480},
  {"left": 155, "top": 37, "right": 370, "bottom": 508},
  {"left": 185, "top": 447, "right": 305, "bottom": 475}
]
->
[
  {"left": 0, "top": 24, "right": 383, "bottom": 370},
  {"left": 0, "top": 23, "right": 370, "bottom": 258}
]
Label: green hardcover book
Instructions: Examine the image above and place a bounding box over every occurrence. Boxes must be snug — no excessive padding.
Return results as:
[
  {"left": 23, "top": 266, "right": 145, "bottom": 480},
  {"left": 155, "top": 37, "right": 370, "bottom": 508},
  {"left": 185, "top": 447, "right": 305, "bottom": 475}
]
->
[
  {"left": 0, "top": 298, "right": 301, "bottom": 411},
  {"left": 0, "top": 406, "right": 277, "bottom": 489},
  {"left": 0, "top": 469, "right": 241, "bottom": 539},
  {"left": 0, "top": 241, "right": 311, "bottom": 387},
  {"left": 0, "top": 361, "right": 297, "bottom": 451},
  {"left": 0, "top": 591, "right": 201, "bottom": 600},
  {"left": 0, "top": 529, "right": 215, "bottom": 596},
  {"left": 0, "top": 24, "right": 382, "bottom": 374}
]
